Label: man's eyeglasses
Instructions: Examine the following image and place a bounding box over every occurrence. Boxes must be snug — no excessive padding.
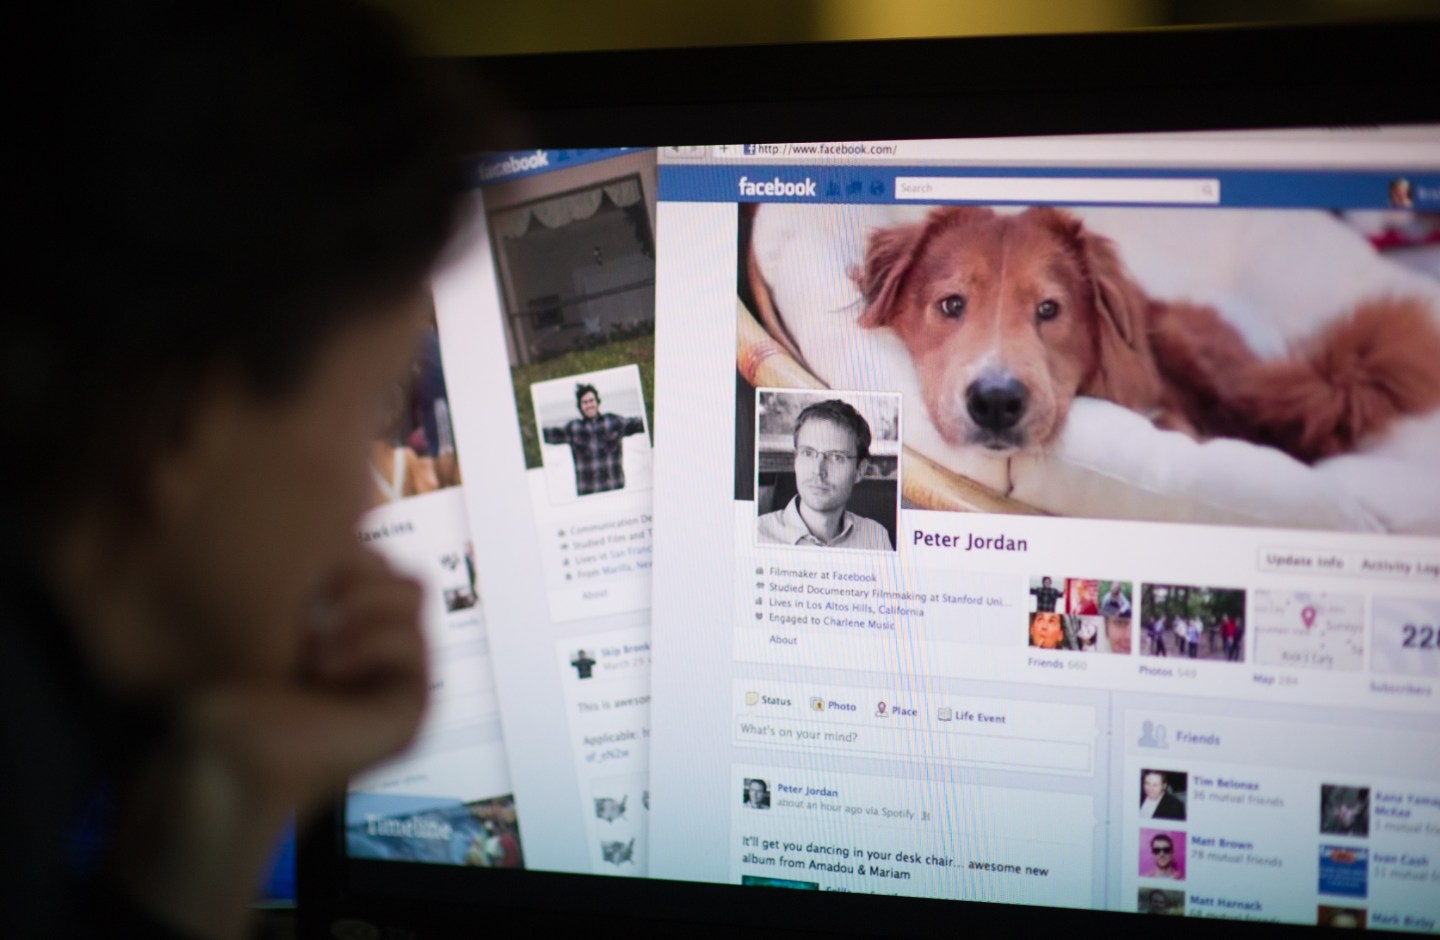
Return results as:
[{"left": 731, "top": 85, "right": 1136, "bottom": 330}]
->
[
  {"left": 796, "top": 446, "right": 857, "bottom": 469},
  {"left": 1152, "top": 846, "right": 1174, "bottom": 855}
]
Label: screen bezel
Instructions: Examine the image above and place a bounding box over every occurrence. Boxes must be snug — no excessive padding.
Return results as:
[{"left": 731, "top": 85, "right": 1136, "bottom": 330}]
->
[{"left": 300, "top": 20, "right": 1440, "bottom": 938}]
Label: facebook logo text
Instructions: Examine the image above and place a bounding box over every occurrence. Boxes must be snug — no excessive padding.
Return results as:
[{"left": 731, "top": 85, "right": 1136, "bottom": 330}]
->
[{"left": 738, "top": 176, "right": 819, "bottom": 198}]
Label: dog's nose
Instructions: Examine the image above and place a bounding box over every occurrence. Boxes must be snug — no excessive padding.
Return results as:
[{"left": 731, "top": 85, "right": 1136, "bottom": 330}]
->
[{"left": 966, "top": 375, "right": 1029, "bottom": 432}]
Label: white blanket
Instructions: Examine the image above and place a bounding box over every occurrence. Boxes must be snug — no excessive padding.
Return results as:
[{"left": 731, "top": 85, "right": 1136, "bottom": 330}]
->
[{"left": 751, "top": 203, "right": 1440, "bottom": 534}]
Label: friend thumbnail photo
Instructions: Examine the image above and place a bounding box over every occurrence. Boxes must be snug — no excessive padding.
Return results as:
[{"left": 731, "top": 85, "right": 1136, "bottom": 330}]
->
[
  {"left": 1140, "top": 769, "right": 1187, "bottom": 822},
  {"left": 1139, "top": 889, "right": 1184, "bottom": 916},
  {"left": 1139, "top": 828, "right": 1186, "bottom": 882},
  {"left": 1321, "top": 785, "right": 1370, "bottom": 838},
  {"left": 1027, "top": 576, "right": 1132, "bottom": 653}
]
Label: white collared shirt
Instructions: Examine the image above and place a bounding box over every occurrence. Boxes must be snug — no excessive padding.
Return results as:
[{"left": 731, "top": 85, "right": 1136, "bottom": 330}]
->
[{"left": 757, "top": 495, "right": 893, "bottom": 552}]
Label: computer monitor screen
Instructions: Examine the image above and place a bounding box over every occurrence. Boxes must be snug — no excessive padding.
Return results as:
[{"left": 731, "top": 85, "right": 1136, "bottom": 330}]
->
[{"left": 304, "top": 24, "right": 1440, "bottom": 938}]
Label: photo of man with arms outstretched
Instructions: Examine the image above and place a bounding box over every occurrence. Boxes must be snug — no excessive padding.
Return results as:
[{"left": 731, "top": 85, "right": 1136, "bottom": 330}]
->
[{"left": 541, "top": 381, "right": 647, "bottom": 497}]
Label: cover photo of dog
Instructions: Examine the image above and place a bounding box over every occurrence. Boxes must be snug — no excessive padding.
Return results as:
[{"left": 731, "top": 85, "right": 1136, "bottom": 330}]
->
[
  {"left": 737, "top": 203, "right": 1440, "bottom": 534},
  {"left": 1140, "top": 583, "right": 1246, "bottom": 661}
]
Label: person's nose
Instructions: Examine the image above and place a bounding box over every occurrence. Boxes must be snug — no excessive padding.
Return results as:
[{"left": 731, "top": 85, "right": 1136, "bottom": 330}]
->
[{"left": 817, "top": 458, "right": 831, "bottom": 481}]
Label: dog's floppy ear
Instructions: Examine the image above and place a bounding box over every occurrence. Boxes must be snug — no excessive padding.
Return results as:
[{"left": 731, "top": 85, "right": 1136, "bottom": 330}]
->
[
  {"left": 1033, "top": 207, "right": 1160, "bottom": 407},
  {"left": 853, "top": 221, "right": 925, "bottom": 328},
  {"left": 853, "top": 207, "right": 991, "bottom": 328}
]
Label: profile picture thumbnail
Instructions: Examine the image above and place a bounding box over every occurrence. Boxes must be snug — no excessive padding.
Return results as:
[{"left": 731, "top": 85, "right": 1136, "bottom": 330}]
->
[
  {"left": 1390, "top": 177, "right": 1414, "bottom": 209},
  {"left": 569, "top": 648, "right": 597, "bottom": 680},
  {"left": 1321, "top": 785, "right": 1370, "bottom": 837},
  {"left": 1318, "top": 906, "right": 1366, "bottom": 929},
  {"left": 531, "top": 363, "right": 652, "bottom": 505},
  {"left": 1140, "top": 769, "right": 1187, "bottom": 822},
  {"left": 743, "top": 778, "right": 771, "bottom": 810},
  {"left": 752, "top": 388, "right": 900, "bottom": 553},
  {"left": 1319, "top": 845, "right": 1369, "bottom": 898},
  {"left": 1139, "top": 889, "right": 1184, "bottom": 916},
  {"left": 1140, "top": 829, "right": 1186, "bottom": 881}
]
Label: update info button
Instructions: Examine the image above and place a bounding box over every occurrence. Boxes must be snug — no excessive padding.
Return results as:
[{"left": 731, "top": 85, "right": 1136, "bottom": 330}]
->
[
  {"left": 1257, "top": 548, "right": 1351, "bottom": 574},
  {"left": 1258, "top": 547, "right": 1440, "bottom": 581}
]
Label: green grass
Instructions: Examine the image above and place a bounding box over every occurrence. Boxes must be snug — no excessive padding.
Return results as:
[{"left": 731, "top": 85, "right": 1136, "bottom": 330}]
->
[{"left": 511, "top": 334, "right": 655, "bottom": 468}]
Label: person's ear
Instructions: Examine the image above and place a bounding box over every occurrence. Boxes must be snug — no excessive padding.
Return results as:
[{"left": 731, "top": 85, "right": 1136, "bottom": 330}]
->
[{"left": 147, "top": 374, "right": 248, "bottom": 529}]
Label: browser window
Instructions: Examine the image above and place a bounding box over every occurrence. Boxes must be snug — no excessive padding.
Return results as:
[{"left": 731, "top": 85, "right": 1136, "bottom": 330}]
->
[
  {"left": 648, "top": 128, "right": 1440, "bottom": 927},
  {"left": 434, "top": 148, "right": 658, "bottom": 876}
]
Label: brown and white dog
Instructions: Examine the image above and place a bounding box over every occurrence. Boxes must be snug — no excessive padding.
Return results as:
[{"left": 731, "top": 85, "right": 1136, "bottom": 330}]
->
[{"left": 852, "top": 206, "right": 1440, "bottom": 463}]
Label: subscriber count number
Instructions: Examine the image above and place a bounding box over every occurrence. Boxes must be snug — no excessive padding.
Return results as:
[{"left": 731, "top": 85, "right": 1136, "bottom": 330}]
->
[{"left": 1373, "top": 597, "right": 1440, "bottom": 679}]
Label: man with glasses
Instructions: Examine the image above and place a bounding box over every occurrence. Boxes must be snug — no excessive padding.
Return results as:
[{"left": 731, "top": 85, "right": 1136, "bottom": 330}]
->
[
  {"left": 1143, "top": 833, "right": 1185, "bottom": 880},
  {"left": 758, "top": 399, "right": 894, "bottom": 551}
]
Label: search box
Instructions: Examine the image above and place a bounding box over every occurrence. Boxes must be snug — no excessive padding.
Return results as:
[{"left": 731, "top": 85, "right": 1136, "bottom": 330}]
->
[
  {"left": 894, "top": 176, "right": 1220, "bottom": 205},
  {"left": 734, "top": 716, "right": 1091, "bottom": 774}
]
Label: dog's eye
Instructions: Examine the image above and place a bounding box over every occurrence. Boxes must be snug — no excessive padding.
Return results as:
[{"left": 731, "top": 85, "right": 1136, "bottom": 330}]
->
[
  {"left": 937, "top": 294, "right": 967, "bottom": 319},
  {"left": 1036, "top": 299, "right": 1060, "bottom": 321}
]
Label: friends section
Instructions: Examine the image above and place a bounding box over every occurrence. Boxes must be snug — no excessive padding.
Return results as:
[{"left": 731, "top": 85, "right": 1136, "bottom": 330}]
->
[{"left": 1118, "top": 711, "right": 1439, "bottom": 928}]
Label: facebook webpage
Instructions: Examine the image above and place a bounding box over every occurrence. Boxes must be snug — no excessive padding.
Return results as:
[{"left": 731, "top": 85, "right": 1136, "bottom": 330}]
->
[
  {"left": 433, "top": 148, "right": 658, "bottom": 875},
  {"left": 647, "top": 129, "right": 1440, "bottom": 928}
]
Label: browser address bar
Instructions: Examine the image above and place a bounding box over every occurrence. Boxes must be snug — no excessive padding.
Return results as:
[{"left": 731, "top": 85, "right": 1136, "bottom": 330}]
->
[{"left": 894, "top": 176, "right": 1220, "bottom": 205}]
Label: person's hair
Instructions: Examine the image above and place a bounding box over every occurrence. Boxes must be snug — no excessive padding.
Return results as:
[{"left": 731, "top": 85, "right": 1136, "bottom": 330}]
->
[
  {"left": 575, "top": 383, "right": 601, "bottom": 410},
  {"left": 1151, "top": 835, "right": 1174, "bottom": 850},
  {"left": 9, "top": 1, "right": 474, "bottom": 548},
  {"left": 793, "top": 399, "right": 872, "bottom": 463}
]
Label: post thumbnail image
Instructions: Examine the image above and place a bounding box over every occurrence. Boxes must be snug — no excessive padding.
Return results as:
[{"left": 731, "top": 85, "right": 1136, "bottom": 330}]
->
[
  {"left": 1140, "top": 583, "right": 1246, "bottom": 662},
  {"left": 1027, "top": 576, "right": 1132, "bottom": 653},
  {"left": 745, "top": 387, "right": 901, "bottom": 553},
  {"left": 736, "top": 202, "right": 1440, "bottom": 533},
  {"left": 481, "top": 149, "right": 657, "bottom": 481},
  {"left": 368, "top": 297, "right": 462, "bottom": 508}
]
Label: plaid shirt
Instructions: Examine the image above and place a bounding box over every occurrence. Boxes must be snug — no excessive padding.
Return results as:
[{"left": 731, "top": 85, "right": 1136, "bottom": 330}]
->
[
  {"left": 543, "top": 413, "right": 646, "bottom": 495},
  {"left": 1031, "top": 584, "right": 1063, "bottom": 612}
]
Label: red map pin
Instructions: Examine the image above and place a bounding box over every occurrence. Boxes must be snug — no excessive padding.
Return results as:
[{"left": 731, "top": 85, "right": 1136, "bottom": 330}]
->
[{"left": 1301, "top": 606, "right": 1317, "bottom": 628}]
